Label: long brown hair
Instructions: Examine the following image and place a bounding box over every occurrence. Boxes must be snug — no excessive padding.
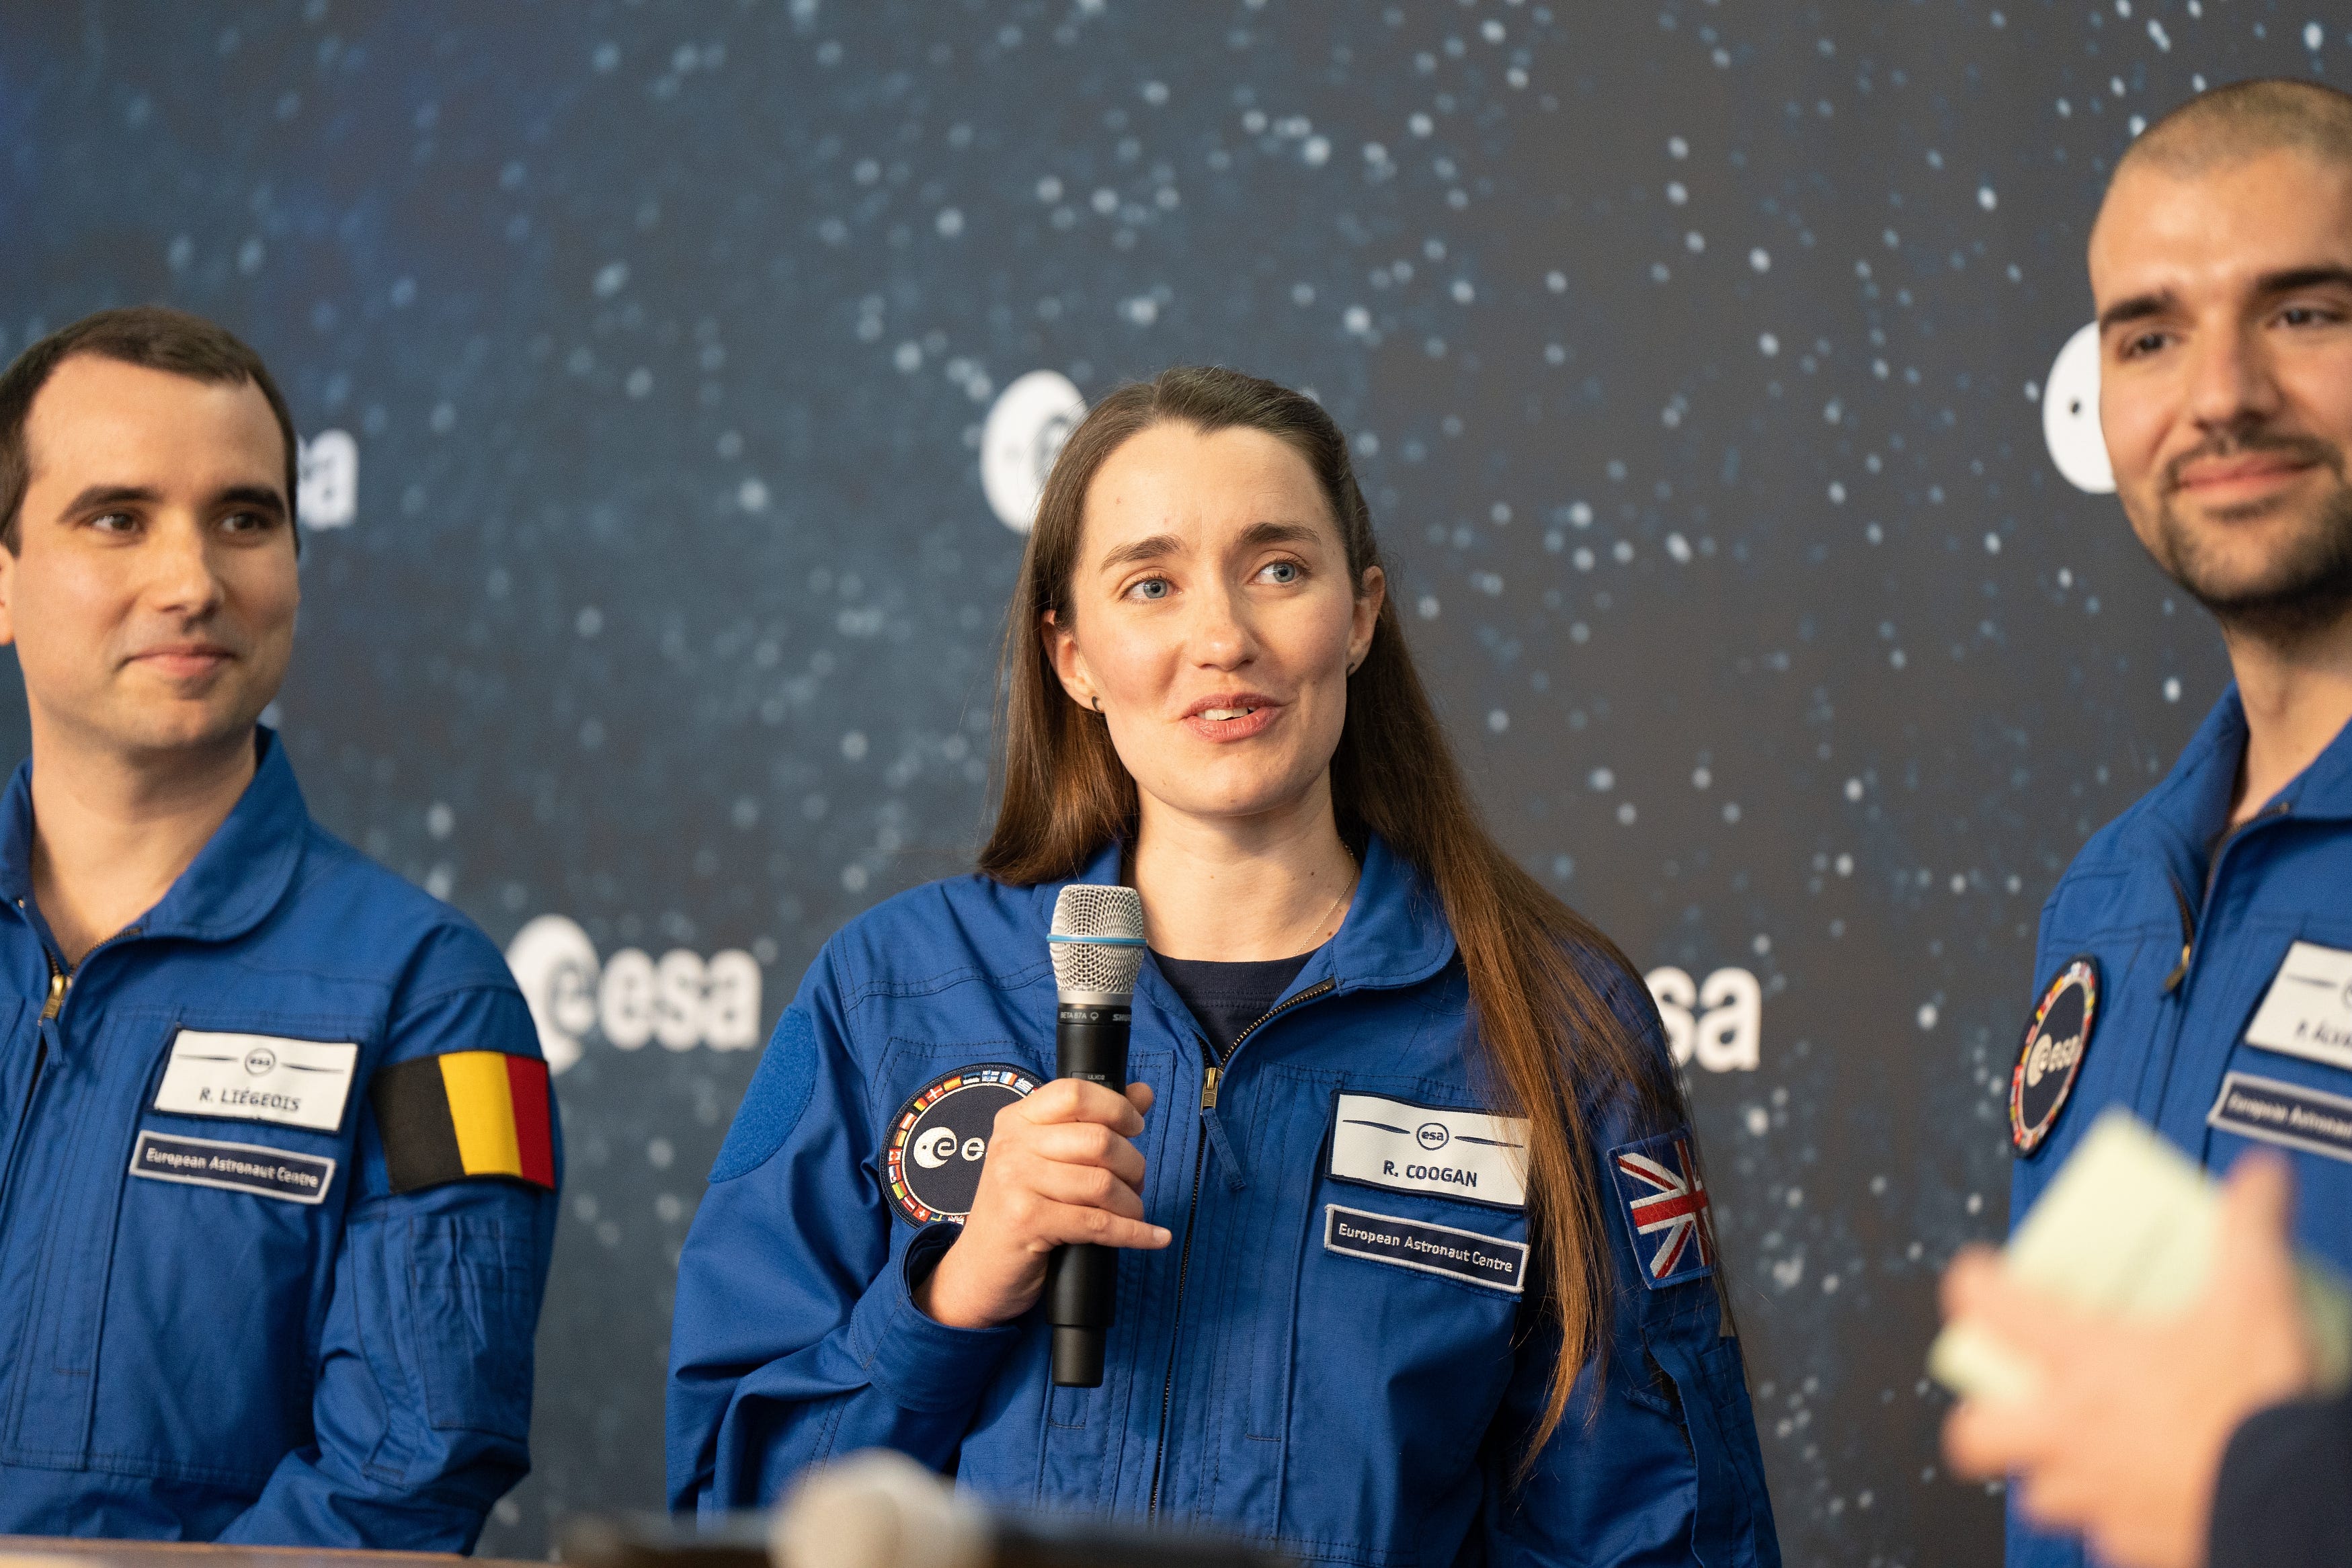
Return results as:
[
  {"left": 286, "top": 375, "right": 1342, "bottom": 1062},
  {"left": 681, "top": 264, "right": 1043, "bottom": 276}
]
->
[{"left": 979, "top": 366, "right": 1687, "bottom": 1454}]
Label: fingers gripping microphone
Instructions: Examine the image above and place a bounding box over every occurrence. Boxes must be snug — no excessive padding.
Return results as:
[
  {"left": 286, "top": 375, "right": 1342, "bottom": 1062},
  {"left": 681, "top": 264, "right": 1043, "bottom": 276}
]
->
[{"left": 1045, "top": 884, "right": 1145, "bottom": 1389}]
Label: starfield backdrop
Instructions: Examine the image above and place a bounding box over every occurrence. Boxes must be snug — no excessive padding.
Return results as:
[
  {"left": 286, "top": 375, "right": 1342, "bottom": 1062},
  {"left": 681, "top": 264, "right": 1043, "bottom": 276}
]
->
[{"left": 4, "top": 3, "right": 2343, "bottom": 1562}]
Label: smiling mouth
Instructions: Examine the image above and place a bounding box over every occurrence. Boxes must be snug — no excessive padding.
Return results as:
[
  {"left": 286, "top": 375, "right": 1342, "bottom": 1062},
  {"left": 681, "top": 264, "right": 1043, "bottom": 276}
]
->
[
  {"left": 1199, "top": 706, "right": 1258, "bottom": 721},
  {"left": 2177, "top": 460, "right": 2310, "bottom": 491}
]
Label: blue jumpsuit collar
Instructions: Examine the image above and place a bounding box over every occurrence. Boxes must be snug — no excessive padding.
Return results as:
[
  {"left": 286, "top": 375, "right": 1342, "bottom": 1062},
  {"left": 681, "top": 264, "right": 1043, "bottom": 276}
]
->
[
  {"left": 2135, "top": 683, "right": 2352, "bottom": 854},
  {"left": 0, "top": 727, "right": 307, "bottom": 948},
  {"left": 2134, "top": 686, "right": 2248, "bottom": 857},
  {"left": 1044, "top": 832, "right": 1456, "bottom": 1001}
]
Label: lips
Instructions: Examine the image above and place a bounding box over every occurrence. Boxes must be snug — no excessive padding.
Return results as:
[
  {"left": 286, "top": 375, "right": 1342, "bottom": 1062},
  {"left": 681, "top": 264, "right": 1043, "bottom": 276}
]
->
[
  {"left": 2175, "top": 456, "right": 2311, "bottom": 493},
  {"left": 131, "top": 644, "right": 236, "bottom": 679},
  {"left": 2165, "top": 435, "right": 2339, "bottom": 500},
  {"left": 1182, "top": 694, "right": 1283, "bottom": 743}
]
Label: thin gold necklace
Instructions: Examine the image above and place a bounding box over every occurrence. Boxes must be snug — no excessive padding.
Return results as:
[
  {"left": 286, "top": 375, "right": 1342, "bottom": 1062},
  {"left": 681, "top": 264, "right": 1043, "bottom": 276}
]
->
[{"left": 1313, "top": 842, "right": 1361, "bottom": 946}]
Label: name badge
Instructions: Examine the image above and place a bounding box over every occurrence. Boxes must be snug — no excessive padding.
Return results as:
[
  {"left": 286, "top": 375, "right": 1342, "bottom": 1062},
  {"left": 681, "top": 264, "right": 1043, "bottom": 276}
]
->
[
  {"left": 1328, "top": 1092, "right": 1529, "bottom": 1209},
  {"left": 2243, "top": 942, "right": 2352, "bottom": 1071},
  {"left": 153, "top": 1030, "right": 360, "bottom": 1133},
  {"left": 128, "top": 1130, "right": 336, "bottom": 1204}
]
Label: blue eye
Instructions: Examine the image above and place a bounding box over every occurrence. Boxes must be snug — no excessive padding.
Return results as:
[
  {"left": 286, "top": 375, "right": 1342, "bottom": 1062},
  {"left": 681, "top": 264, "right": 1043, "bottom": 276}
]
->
[
  {"left": 1131, "top": 577, "right": 1171, "bottom": 601},
  {"left": 1261, "top": 561, "right": 1301, "bottom": 585}
]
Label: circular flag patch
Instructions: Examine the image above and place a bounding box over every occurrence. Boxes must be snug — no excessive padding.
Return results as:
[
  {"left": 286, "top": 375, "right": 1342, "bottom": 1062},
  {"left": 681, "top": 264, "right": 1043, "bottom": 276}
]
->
[
  {"left": 2011, "top": 957, "right": 2100, "bottom": 1155},
  {"left": 882, "top": 1063, "right": 1039, "bottom": 1226}
]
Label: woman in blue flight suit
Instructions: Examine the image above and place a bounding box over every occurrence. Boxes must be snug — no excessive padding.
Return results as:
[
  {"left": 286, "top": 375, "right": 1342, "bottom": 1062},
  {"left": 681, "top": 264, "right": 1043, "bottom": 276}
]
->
[{"left": 667, "top": 367, "right": 1779, "bottom": 1565}]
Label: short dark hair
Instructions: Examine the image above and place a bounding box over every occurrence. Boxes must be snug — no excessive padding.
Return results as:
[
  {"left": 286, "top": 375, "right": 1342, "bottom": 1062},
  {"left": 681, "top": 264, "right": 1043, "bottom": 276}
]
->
[
  {"left": 2121, "top": 78, "right": 2352, "bottom": 179},
  {"left": 0, "top": 306, "right": 299, "bottom": 553}
]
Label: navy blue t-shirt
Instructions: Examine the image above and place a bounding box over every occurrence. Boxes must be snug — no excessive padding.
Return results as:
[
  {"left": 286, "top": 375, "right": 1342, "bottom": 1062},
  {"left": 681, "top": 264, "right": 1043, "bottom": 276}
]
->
[{"left": 1151, "top": 950, "right": 1315, "bottom": 1058}]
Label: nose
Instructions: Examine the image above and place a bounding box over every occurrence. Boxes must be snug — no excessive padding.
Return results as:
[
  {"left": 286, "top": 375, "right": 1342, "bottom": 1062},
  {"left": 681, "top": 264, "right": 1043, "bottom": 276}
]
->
[
  {"left": 1186, "top": 576, "right": 1254, "bottom": 671},
  {"left": 143, "top": 512, "right": 228, "bottom": 620},
  {"left": 2182, "top": 319, "right": 2285, "bottom": 440}
]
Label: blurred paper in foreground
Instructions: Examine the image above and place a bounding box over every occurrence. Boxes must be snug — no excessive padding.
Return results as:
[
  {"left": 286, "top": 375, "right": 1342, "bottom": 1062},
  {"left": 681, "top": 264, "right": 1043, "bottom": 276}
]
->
[{"left": 1929, "top": 1110, "right": 2352, "bottom": 1403}]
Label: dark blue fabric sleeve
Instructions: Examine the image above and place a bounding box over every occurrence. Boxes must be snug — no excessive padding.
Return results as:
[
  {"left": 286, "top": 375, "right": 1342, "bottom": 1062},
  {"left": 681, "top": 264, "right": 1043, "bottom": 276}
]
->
[
  {"left": 1480, "top": 968, "right": 1781, "bottom": 1567},
  {"left": 216, "top": 974, "right": 559, "bottom": 1549},
  {"left": 2207, "top": 1388, "right": 2352, "bottom": 1568},
  {"left": 665, "top": 946, "right": 1022, "bottom": 1512}
]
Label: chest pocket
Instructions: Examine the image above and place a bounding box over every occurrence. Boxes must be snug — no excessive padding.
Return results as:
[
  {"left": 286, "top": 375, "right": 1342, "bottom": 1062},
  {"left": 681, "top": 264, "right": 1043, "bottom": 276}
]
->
[
  {"left": 1225, "top": 1066, "right": 1527, "bottom": 1550},
  {"left": 15, "top": 1014, "right": 365, "bottom": 1479},
  {"left": 2208, "top": 919, "right": 2352, "bottom": 1272}
]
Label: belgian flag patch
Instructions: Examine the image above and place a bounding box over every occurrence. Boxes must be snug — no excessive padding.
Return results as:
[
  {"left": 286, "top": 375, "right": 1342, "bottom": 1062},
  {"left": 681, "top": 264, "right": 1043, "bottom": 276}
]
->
[{"left": 373, "top": 1051, "right": 556, "bottom": 1194}]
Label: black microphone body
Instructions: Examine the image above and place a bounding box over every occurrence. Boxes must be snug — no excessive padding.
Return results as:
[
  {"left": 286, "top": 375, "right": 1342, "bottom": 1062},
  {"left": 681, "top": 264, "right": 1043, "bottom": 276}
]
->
[{"left": 1045, "top": 997, "right": 1129, "bottom": 1387}]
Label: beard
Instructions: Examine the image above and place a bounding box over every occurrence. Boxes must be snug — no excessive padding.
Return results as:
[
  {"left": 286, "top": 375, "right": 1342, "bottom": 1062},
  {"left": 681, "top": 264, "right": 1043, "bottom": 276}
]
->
[{"left": 2146, "top": 432, "right": 2352, "bottom": 645}]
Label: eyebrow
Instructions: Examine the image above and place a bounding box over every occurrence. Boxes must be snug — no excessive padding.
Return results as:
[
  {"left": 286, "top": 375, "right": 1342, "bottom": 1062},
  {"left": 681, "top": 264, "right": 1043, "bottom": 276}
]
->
[
  {"left": 2255, "top": 264, "right": 2352, "bottom": 297},
  {"left": 214, "top": 485, "right": 290, "bottom": 520},
  {"left": 59, "top": 484, "right": 161, "bottom": 515},
  {"left": 1094, "top": 519, "right": 1327, "bottom": 574},
  {"left": 56, "top": 483, "right": 288, "bottom": 521},
  {"left": 2097, "top": 290, "right": 2176, "bottom": 333},
  {"left": 2098, "top": 266, "right": 2352, "bottom": 333}
]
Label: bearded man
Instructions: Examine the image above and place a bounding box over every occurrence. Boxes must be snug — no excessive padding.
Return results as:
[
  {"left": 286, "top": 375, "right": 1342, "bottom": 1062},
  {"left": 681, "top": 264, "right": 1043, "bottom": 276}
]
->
[{"left": 1937, "top": 79, "right": 2352, "bottom": 1568}]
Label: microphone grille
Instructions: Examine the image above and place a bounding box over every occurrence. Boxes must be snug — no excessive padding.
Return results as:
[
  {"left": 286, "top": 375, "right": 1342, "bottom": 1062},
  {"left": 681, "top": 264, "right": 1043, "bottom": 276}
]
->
[
  {"left": 1051, "top": 882, "right": 1143, "bottom": 940},
  {"left": 1049, "top": 883, "right": 1145, "bottom": 998}
]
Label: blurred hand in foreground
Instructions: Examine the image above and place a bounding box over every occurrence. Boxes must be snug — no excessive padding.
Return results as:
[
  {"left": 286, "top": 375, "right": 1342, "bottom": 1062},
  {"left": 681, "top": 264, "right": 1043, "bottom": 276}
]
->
[{"left": 1939, "top": 1152, "right": 2317, "bottom": 1568}]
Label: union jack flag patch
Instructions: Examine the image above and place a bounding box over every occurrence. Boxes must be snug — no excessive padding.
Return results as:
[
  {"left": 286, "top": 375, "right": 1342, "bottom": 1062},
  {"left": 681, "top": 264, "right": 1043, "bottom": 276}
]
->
[{"left": 1608, "top": 1130, "right": 1718, "bottom": 1289}]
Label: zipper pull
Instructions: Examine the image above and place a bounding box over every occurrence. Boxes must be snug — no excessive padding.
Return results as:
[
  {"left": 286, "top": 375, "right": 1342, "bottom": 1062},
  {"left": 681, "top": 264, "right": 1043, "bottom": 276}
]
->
[
  {"left": 39, "top": 962, "right": 65, "bottom": 1022},
  {"left": 1201, "top": 1062, "right": 1221, "bottom": 1110},
  {"left": 2161, "top": 876, "right": 2195, "bottom": 994}
]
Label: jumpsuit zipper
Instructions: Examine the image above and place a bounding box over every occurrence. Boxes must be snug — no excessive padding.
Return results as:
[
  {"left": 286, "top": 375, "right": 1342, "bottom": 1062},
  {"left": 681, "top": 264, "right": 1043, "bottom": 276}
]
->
[
  {"left": 2160, "top": 799, "right": 2292, "bottom": 994},
  {"left": 0, "top": 921, "right": 145, "bottom": 1231},
  {"left": 0, "top": 955, "right": 65, "bottom": 1234},
  {"left": 1147, "top": 977, "right": 1336, "bottom": 1517}
]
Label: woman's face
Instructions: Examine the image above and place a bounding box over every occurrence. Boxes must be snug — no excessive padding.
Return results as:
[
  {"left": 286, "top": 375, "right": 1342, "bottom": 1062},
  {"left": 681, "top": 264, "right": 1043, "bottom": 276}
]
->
[{"left": 1047, "top": 421, "right": 1383, "bottom": 831}]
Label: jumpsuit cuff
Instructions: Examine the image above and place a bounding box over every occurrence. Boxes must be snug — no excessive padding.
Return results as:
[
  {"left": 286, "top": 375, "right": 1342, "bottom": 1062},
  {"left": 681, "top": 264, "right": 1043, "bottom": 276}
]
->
[{"left": 854, "top": 1222, "right": 1022, "bottom": 1415}]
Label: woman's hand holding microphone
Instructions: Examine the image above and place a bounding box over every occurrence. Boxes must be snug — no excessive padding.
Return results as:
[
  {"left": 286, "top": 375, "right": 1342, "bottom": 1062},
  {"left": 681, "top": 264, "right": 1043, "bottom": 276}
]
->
[{"left": 915, "top": 1078, "right": 1170, "bottom": 1329}]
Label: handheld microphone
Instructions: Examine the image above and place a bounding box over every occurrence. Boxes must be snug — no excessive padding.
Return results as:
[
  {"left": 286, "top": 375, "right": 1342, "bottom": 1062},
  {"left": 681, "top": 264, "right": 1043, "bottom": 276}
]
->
[
  {"left": 1043, "top": 882, "right": 1145, "bottom": 1389},
  {"left": 774, "top": 1449, "right": 1295, "bottom": 1568}
]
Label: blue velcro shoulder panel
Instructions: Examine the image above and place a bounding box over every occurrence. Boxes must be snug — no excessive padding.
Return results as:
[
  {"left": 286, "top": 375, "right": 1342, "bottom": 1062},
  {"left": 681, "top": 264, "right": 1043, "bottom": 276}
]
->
[{"left": 708, "top": 1007, "right": 819, "bottom": 1182}]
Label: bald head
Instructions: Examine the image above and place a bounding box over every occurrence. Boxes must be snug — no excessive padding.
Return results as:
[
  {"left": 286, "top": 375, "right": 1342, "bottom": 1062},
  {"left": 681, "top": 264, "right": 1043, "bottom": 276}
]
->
[{"left": 2115, "top": 78, "right": 2352, "bottom": 184}]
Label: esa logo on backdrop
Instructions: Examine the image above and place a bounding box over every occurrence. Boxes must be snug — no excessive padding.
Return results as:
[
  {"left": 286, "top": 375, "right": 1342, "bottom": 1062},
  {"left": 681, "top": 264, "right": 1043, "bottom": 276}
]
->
[
  {"left": 2042, "top": 323, "right": 2114, "bottom": 495},
  {"left": 981, "top": 371, "right": 1085, "bottom": 532},
  {"left": 296, "top": 431, "right": 358, "bottom": 528},
  {"left": 503, "top": 915, "right": 762, "bottom": 1075},
  {"left": 1645, "top": 966, "right": 1762, "bottom": 1073}
]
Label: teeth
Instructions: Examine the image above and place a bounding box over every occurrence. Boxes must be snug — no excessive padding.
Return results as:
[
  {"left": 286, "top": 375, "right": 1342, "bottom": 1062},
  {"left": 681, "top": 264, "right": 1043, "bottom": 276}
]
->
[{"left": 1202, "top": 707, "right": 1256, "bottom": 721}]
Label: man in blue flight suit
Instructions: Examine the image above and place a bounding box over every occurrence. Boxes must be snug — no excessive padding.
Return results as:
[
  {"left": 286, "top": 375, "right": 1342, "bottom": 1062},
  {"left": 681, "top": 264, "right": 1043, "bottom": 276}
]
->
[
  {"left": 0, "top": 306, "right": 559, "bottom": 1546},
  {"left": 1953, "top": 81, "right": 2352, "bottom": 1568}
]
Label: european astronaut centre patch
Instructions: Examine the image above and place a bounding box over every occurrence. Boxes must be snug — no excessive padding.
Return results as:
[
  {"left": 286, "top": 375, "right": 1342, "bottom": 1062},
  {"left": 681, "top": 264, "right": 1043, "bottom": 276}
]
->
[
  {"left": 1322, "top": 1203, "right": 1527, "bottom": 1294},
  {"left": 2207, "top": 1071, "right": 2352, "bottom": 1165},
  {"left": 1609, "top": 1129, "right": 1717, "bottom": 1288},
  {"left": 128, "top": 1130, "right": 335, "bottom": 1204},
  {"left": 883, "top": 1063, "right": 1038, "bottom": 1226},
  {"left": 2013, "top": 957, "right": 2100, "bottom": 1155}
]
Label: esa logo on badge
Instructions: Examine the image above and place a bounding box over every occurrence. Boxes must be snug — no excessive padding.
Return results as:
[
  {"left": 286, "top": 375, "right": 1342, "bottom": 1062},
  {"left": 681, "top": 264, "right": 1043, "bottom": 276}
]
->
[
  {"left": 883, "top": 1064, "right": 1039, "bottom": 1226},
  {"left": 2012, "top": 957, "right": 2101, "bottom": 1155}
]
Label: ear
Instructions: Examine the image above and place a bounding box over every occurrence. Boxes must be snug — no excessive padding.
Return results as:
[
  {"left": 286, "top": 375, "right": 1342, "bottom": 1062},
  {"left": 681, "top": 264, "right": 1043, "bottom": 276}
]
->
[
  {"left": 0, "top": 532, "right": 19, "bottom": 649},
  {"left": 1043, "top": 609, "right": 1099, "bottom": 711},
  {"left": 1347, "top": 565, "right": 1385, "bottom": 673}
]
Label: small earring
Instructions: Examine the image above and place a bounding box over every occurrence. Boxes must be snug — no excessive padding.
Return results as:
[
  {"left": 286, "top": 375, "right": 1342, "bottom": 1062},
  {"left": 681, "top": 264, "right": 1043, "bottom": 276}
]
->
[{"left": 1093, "top": 696, "right": 1104, "bottom": 712}]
